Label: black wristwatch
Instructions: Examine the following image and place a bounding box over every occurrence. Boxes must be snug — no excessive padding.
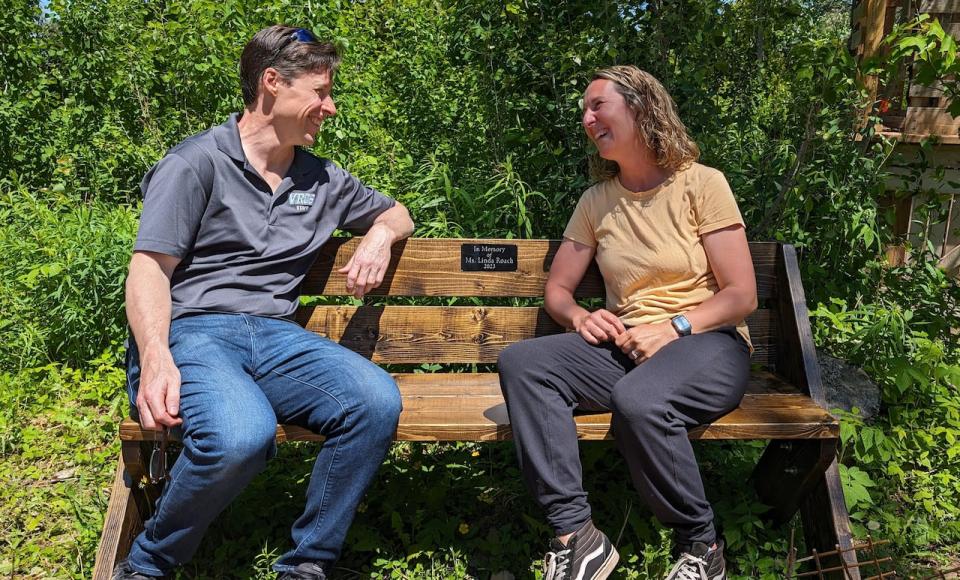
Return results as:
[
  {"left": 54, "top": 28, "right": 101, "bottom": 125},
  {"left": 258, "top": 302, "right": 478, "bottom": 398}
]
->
[{"left": 670, "top": 314, "right": 692, "bottom": 337}]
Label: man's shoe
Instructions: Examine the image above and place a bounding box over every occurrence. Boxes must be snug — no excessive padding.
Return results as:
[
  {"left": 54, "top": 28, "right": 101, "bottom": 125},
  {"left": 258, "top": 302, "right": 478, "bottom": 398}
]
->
[
  {"left": 664, "top": 540, "right": 726, "bottom": 580},
  {"left": 541, "top": 520, "right": 619, "bottom": 580},
  {"left": 112, "top": 559, "right": 165, "bottom": 580},
  {"left": 278, "top": 562, "right": 327, "bottom": 580}
]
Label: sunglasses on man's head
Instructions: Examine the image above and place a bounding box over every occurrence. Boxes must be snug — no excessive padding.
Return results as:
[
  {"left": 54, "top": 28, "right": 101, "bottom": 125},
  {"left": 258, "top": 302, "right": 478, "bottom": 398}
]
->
[
  {"left": 288, "top": 28, "right": 316, "bottom": 43},
  {"left": 271, "top": 28, "right": 316, "bottom": 61}
]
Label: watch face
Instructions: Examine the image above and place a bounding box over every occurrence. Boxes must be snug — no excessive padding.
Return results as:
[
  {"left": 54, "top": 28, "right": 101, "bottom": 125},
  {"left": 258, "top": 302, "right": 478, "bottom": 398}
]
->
[{"left": 672, "top": 315, "right": 691, "bottom": 336}]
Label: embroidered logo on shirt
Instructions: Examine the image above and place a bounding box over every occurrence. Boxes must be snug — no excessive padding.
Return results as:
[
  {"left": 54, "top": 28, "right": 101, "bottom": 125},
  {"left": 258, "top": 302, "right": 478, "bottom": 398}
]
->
[{"left": 288, "top": 192, "right": 316, "bottom": 213}]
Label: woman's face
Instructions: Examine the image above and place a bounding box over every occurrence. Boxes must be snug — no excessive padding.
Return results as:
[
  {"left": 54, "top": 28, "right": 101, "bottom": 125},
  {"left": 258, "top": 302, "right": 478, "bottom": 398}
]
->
[{"left": 582, "top": 79, "right": 640, "bottom": 161}]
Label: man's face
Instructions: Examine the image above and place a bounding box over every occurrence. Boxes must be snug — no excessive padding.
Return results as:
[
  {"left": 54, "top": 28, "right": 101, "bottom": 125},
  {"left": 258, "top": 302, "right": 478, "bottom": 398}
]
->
[{"left": 274, "top": 69, "right": 337, "bottom": 146}]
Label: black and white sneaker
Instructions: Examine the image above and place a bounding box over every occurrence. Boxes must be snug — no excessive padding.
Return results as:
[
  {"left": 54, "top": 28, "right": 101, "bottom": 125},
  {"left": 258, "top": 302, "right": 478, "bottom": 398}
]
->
[
  {"left": 542, "top": 520, "right": 619, "bottom": 580},
  {"left": 664, "top": 540, "right": 726, "bottom": 580},
  {"left": 112, "top": 560, "right": 166, "bottom": 580},
  {"left": 278, "top": 562, "right": 326, "bottom": 580}
]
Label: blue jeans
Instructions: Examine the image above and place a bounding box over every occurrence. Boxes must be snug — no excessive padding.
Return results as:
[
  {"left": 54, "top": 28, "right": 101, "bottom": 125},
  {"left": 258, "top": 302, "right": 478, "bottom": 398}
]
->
[{"left": 124, "top": 313, "right": 402, "bottom": 575}]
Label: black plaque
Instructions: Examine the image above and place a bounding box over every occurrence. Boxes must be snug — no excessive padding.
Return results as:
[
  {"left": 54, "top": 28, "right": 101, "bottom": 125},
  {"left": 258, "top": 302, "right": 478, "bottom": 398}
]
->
[{"left": 460, "top": 243, "right": 518, "bottom": 272}]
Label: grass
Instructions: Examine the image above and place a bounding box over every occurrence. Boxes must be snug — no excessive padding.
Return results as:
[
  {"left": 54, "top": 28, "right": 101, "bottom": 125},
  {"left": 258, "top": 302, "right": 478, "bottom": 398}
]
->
[{"left": 0, "top": 359, "right": 125, "bottom": 579}]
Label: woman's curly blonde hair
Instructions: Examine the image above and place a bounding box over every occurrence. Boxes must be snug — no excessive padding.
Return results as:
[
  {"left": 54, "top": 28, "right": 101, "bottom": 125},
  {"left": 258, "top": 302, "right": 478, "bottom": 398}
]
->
[{"left": 588, "top": 66, "right": 699, "bottom": 181}]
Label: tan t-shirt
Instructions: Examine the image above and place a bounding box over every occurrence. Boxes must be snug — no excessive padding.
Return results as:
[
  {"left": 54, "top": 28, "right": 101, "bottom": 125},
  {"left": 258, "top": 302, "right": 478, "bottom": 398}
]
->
[{"left": 563, "top": 162, "right": 751, "bottom": 348}]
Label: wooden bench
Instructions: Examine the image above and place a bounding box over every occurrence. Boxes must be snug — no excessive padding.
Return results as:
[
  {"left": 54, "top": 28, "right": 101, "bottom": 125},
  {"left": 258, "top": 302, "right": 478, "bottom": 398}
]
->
[{"left": 94, "top": 238, "right": 858, "bottom": 579}]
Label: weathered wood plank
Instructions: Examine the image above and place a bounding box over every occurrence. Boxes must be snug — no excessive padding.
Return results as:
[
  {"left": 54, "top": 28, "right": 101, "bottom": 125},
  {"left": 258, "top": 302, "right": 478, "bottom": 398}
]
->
[
  {"left": 775, "top": 245, "right": 823, "bottom": 401},
  {"left": 92, "top": 456, "right": 144, "bottom": 580},
  {"left": 881, "top": 130, "right": 960, "bottom": 145},
  {"left": 882, "top": 106, "right": 960, "bottom": 136},
  {"left": 302, "top": 238, "right": 778, "bottom": 300},
  {"left": 800, "top": 461, "right": 860, "bottom": 580},
  {"left": 753, "top": 242, "right": 778, "bottom": 301},
  {"left": 120, "top": 370, "right": 837, "bottom": 443},
  {"left": 920, "top": 0, "right": 960, "bottom": 13},
  {"left": 296, "top": 305, "right": 776, "bottom": 366}
]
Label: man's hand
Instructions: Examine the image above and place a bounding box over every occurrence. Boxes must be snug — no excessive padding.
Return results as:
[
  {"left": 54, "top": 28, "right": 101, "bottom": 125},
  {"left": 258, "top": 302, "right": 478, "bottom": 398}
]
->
[
  {"left": 136, "top": 347, "right": 183, "bottom": 430},
  {"left": 338, "top": 224, "right": 394, "bottom": 298},
  {"left": 614, "top": 323, "right": 678, "bottom": 364},
  {"left": 573, "top": 309, "right": 626, "bottom": 345}
]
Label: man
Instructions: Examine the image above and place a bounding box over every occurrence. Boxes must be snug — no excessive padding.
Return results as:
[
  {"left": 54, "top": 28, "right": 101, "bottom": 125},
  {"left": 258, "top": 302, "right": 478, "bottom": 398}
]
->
[{"left": 115, "top": 25, "right": 414, "bottom": 580}]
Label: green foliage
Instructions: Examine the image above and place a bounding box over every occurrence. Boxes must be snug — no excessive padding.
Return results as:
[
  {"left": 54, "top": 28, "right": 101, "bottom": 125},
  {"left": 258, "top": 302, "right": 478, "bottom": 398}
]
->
[
  {"left": 0, "top": 353, "right": 125, "bottom": 578},
  {"left": 150, "top": 439, "right": 793, "bottom": 578},
  {"left": 2, "top": 0, "right": 960, "bottom": 576},
  {"left": 886, "top": 14, "right": 960, "bottom": 117},
  {"left": 0, "top": 184, "right": 136, "bottom": 371},
  {"left": 405, "top": 155, "right": 547, "bottom": 238},
  {"left": 812, "top": 261, "right": 960, "bottom": 567}
]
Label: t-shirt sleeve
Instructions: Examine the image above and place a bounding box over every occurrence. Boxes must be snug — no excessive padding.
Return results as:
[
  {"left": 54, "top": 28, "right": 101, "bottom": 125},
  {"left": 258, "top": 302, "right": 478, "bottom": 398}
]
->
[
  {"left": 562, "top": 193, "right": 597, "bottom": 248},
  {"left": 134, "top": 153, "right": 208, "bottom": 258},
  {"left": 330, "top": 164, "right": 397, "bottom": 234},
  {"left": 695, "top": 171, "right": 745, "bottom": 235}
]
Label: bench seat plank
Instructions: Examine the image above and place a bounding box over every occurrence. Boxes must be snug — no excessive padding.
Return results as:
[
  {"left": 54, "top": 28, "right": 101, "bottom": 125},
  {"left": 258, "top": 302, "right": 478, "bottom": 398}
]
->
[{"left": 120, "top": 370, "right": 837, "bottom": 443}]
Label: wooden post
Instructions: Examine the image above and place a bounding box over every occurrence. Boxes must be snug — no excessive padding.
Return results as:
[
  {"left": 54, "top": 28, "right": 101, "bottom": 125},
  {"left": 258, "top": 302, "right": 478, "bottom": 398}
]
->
[
  {"left": 854, "top": 0, "right": 890, "bottom": 131},
  {"left": 773, "top": 245, "right": 859, "bottom": 578},
  {"left": 799, "top": 461, "right": 860, "bottom": 579},
  {"left": 92, "top": 455, "right": 145, "bottom": 580},
  {"left": 882, "top": 192, "right": 914, "bottom": 266}
]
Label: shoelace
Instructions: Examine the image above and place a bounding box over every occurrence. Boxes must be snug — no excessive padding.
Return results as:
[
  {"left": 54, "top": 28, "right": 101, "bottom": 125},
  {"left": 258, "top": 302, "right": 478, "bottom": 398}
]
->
[
  {"left": 543, "top": 548, "right": 572, "bottom": 580},
  {"left": 666, "top": 552, "right": 708, "bottom": 580}
]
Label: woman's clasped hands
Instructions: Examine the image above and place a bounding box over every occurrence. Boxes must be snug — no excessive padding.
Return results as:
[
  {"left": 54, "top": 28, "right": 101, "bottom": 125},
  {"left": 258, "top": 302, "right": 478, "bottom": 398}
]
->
[{"left": 572, "top": 309, "right": 678, "bottom": 364}]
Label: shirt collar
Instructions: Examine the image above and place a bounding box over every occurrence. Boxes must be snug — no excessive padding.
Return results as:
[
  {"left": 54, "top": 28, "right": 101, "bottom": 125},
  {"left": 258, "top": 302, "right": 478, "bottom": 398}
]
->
[
  {"left": 213, "top": 113, "right": 246, "bottom": 163},
  {"left": 214, "top": 112, "right": 314, "bottom": 177}
]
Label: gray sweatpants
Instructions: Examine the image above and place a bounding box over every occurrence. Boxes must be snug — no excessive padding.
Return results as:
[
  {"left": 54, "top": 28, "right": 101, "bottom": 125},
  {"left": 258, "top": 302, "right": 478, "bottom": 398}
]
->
[{"left": 497, "top": 327, "right": 750, "bottom": 546}]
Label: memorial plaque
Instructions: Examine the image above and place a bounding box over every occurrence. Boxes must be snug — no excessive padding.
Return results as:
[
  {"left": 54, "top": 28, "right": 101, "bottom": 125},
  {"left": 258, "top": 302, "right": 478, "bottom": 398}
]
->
[{"left": 460, "top": 243, "right": 518, "bottom": 272}]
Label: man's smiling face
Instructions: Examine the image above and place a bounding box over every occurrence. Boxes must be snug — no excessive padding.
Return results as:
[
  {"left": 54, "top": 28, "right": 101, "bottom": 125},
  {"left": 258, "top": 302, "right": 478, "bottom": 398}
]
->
[{"left": 275, "top": 69, "right": 337, "bottom": 147}]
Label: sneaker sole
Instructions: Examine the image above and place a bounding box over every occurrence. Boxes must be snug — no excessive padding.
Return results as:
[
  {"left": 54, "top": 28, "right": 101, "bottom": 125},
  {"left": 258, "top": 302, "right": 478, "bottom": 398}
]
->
[{"left": 588, "top": 550, "right": 619, "bottom": 580}]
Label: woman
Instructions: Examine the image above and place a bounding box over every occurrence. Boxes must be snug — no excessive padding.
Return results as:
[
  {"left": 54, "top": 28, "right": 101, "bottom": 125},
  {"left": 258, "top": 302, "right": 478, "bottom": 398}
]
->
[{"left": 498, "top": 66, "right": 756, "bottom": 580}]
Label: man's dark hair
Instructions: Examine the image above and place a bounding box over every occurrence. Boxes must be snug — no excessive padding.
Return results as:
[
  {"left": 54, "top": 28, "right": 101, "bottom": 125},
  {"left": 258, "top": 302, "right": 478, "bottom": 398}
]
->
[{"left": 239, "top": 25, "right": 341, "bottom": 107}]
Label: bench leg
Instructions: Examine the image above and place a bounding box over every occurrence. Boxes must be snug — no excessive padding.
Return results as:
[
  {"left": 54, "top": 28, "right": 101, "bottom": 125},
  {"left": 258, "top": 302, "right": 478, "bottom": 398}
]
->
[
  {"left": 121, "top": 440, "right": 162, "bottom": 519},
  {"left": 753, "top": 439, "right": 836, "bottom": 523},
  {"left": 799, "top": 460, "right": 859, "bottom": 579},
  {"left": 92, "top": 453, "right": 146, "bottom": 580},
  {"left": 752, "top": 440, "right": 859, "bottom": 578}
]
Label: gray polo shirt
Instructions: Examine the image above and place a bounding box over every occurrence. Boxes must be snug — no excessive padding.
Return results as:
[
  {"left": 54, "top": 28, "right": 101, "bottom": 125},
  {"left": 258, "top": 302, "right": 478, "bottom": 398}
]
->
[{"left": 134, "top": 113, "right": 396, "bottom": 320}]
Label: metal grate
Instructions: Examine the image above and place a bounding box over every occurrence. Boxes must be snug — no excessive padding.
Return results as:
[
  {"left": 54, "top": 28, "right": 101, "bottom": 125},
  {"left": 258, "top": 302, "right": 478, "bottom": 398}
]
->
[{"left": 785, "top": 531, "right": 960, "bottom": 579}]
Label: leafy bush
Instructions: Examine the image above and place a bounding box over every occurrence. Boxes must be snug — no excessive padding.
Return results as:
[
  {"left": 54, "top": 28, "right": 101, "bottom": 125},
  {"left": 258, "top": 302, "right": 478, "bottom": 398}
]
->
[
  {"left": 0, "top": 183, "right": 136, "bottom": 371},
  {"left": 812, "top": 258, "right": 960, "bottom": 565}
]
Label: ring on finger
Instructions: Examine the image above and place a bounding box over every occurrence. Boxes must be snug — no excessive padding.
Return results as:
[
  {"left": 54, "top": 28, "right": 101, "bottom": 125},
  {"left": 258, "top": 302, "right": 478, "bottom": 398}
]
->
[{"left": 630, "top": 350, "right": 639, "bottom": 360}]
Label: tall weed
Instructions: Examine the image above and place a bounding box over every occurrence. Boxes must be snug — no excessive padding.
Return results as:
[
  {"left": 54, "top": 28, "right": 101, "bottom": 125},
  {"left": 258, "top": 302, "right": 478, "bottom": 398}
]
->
[
  {"left": 0, "top": 180, "right": 136, "bottom": 371},
  {"left": 404, "top": 154, "right": 548, "bottom": 238}
]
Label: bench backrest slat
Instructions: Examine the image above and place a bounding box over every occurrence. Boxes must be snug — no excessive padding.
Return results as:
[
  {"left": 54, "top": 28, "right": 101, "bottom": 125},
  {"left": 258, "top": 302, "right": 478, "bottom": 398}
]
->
[
  {"left": 298, "top": 239, "right": 795, "bottom": 375},
  {"left": 303, "top": 238, "right": 779, "bottom": 300},
  {"left": 775, "top": 244, "right": 825, "bottom": 403},
  {"left": 296, "top": 305, "right": 777, "bottom": 367}
]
